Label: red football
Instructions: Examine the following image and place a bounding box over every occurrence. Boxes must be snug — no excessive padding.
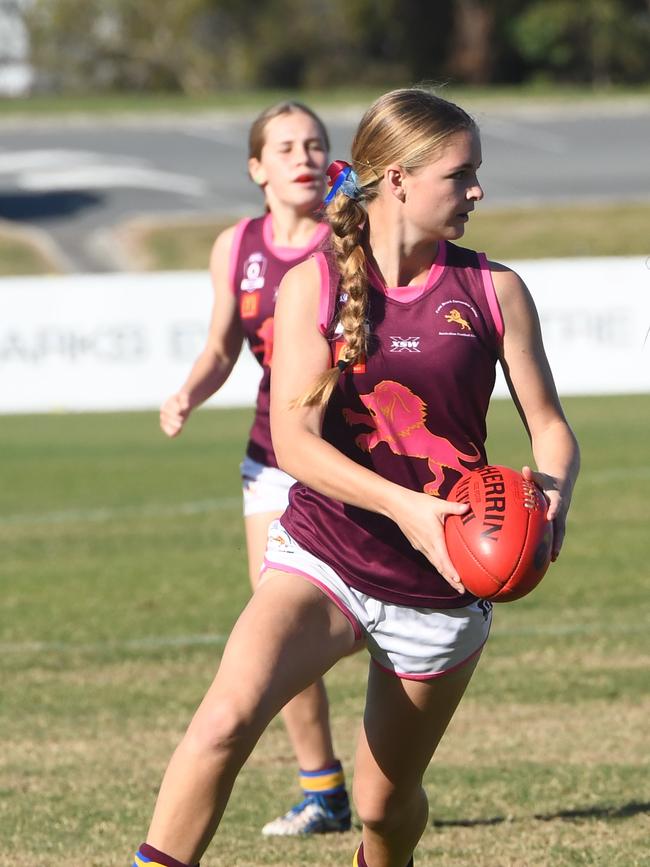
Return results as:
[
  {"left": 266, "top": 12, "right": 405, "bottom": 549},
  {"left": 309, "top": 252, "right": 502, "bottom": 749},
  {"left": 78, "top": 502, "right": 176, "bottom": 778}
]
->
[{"left": 444, "top": 465, "right": 553, "bottom": 602}]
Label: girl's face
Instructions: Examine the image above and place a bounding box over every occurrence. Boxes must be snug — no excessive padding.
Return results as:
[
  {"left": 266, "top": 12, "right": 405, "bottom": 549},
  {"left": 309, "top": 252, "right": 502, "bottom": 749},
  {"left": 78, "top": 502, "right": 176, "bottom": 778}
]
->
[
  {"left": 399, "top": 128, "right": 484, "bottom": 241},
  {"left": 249, "top": 110, "right": 328, "bottom": 212}
]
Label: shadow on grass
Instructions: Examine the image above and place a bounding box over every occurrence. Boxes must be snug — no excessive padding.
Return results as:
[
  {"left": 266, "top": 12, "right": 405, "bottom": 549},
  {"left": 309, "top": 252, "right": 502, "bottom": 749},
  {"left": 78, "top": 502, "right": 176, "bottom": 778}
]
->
[{"left": 431, "top": 800, "right": 650, "bottom": 828}]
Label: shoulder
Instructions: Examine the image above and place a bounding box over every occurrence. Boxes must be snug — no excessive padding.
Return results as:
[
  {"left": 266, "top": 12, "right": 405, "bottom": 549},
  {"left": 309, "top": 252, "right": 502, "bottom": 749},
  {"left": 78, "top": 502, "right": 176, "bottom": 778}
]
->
[
  {"left": 485, "top": 259, "right": 539, "bottom": 334},
  {"left": 486, "top": 259, "right": 531, "bottom": 303},
  {"left": 279, "top": 256, "right": 322, "bottom": 295},
  {"left": 209, "top": 222, "right": 239, "bottom": 268}
]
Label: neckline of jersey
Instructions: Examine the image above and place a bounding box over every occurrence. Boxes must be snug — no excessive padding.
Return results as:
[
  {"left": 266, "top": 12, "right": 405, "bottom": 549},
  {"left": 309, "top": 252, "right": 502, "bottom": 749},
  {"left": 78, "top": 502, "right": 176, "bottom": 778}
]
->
[
  {"left": 366, "top": 241, "right": 447, "bottom": 304},
  {"left": 262, "top": 213, "right": 329, "bottom": 260}
]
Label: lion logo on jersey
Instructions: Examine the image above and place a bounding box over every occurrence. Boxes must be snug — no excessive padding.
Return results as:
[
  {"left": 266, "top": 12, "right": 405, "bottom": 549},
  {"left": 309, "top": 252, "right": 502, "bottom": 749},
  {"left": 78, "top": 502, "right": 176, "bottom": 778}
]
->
[
  {"left": 343, "top": 380, "right": 480, "bottom": 494},
  {"left": 255, "top": 317, "right": 274, "bottom": 367},
  {"left": 444, "top": 308, "right": 471, "bottom": 331}
]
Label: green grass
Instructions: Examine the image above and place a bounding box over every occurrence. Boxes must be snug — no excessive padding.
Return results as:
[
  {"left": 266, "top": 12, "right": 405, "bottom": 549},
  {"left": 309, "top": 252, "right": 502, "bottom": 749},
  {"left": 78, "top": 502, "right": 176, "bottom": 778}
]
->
[
  {"left": 462, "top": 202, "right": 650, "bottom": 260},
  {"left": 2, "top": 84, "right": 650, "bottom": 116},
  {"left": 0, "top": 231, "right": 61, "bottom": 276},
  {"left": 1, "top": 395, "right": 649, "bottom": 866},
  {"left": 121, "top": 201, "right": 650, "bottom": 271}
]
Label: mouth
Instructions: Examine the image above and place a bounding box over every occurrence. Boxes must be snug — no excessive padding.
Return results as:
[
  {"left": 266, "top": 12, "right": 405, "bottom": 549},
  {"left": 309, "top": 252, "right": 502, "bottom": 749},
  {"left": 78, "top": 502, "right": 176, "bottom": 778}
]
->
[{"left": 294, "top": 174, "right": 320, "bottom": 184}]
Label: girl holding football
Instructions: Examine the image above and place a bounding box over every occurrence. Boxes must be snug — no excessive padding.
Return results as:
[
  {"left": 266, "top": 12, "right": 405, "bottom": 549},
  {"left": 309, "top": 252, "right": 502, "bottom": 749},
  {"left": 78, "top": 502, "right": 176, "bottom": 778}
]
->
[{"left": 136, "top": 87, "right": 579, "bottom": 867}]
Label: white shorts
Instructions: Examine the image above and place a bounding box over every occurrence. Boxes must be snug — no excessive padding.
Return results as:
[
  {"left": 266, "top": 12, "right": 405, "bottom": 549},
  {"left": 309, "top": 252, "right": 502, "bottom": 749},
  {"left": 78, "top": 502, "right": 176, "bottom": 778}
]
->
[
  {"left": 240, "top": 456, "right": 296, "bottom": 517},
  {"left": 262, "top": 521, "right": 493, "bottom": 680}
]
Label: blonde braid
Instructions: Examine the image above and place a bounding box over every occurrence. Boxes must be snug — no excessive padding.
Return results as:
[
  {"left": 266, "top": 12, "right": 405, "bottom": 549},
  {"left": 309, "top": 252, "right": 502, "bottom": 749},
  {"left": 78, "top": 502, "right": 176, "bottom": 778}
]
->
[
  {"left": 329, "top": 196, "right": 368, "bottom": 366},
  {"left": 293, "top": 194, "right": 368, "bottom": 408}
]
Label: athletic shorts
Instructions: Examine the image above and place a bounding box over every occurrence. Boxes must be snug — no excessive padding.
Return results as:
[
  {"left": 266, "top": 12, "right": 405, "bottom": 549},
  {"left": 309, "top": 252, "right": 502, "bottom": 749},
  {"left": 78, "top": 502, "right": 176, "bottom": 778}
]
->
[
  {"left": 262, "top": 520, "right": 493, "bottom": 680},
  {"left": 240, "top": 456, "right": 296, "bottom": 517}
]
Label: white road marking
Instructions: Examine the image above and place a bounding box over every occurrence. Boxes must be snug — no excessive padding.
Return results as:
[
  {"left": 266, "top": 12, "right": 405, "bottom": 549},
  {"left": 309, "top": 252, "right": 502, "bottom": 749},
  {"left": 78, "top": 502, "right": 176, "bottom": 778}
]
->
[
  {"left": 17, "top": 166, "right": 206, "bottom": 196},
  {"left": 0, "top": 148, "right": 206, "bottom": 195},
  {"left": 0, "top": 149, "right": 104, "bottom": 172}
]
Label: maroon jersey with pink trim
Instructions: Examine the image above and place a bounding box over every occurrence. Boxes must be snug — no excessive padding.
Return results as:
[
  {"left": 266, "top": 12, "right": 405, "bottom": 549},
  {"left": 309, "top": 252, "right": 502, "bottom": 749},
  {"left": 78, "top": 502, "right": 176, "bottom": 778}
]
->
[
  {"left": 281, "top": 241, "right": 503, "bottom": 608},
  {"left": 231, "top": 214, "right": 329, "bottom": 467}
]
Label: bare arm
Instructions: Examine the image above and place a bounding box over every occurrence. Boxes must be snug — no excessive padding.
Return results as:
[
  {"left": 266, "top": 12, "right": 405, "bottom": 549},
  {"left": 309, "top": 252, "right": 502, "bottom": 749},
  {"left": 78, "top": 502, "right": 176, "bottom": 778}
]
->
[
  {"left": 493, "top": 263, "right": 580, "bottom": 559},
  {"left": 160, "top": 226, "right": 245, "bottom": 437},
  {"left": 270, "top": 259, "right": 469, "bottom": 591}
]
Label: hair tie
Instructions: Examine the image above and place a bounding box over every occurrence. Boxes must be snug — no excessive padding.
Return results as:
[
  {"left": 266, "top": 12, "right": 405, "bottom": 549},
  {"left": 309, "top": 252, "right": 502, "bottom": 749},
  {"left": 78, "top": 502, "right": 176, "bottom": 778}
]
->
[
  {"left": 336, "top": 358, "right": 350, "bottom": 372},
  {"left": 325, "top": 160, "right": 362, "bottom": 204}
]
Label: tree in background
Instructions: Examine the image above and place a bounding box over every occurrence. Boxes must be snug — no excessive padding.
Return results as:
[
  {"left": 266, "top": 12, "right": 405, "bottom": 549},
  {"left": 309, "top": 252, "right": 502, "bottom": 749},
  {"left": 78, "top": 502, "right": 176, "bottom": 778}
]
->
[
  {"left": 25, "top": 0, "right": 257, "bottom": 92},
  {"left": 20, "top": 0, "right": 650, "bottom": 93},
  {"left": 512, "top": 0, "right": 650, "bottom": 84}
]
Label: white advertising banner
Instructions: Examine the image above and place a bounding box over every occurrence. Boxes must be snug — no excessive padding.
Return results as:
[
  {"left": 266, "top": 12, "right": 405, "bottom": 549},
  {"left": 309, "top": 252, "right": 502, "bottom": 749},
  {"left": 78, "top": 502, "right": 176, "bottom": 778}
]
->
[
  {"left": 0, "top": 271, "right": 261, "bottom": 413},
  {"left": 0, "top": 257, "right": 648, "bottom": 414},
  {"left": 494, "top": 255, "right": 650, "bottom": 397}
]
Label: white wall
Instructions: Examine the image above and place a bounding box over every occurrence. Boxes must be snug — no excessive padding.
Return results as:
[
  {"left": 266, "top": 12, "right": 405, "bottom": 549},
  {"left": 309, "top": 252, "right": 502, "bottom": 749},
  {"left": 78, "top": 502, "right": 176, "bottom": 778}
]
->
[{"left": 1, "top": 257, "right": 648, "bottom": 414}]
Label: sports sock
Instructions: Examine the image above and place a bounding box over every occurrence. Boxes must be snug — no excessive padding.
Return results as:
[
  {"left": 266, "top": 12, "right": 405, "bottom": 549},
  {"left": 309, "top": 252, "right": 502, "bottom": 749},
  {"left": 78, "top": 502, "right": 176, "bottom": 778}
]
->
[
  {"left": 353, "top": 842, "right": 414, "bottom": 866},
  {"left": 352, "top": 843, "right": 367, "bottom": 867},
  {"left": 133, "top": 842, "right": 198, "bottom": 867},
  {"left": 299, "top": 758, "right": 347, "bottom": 800}
]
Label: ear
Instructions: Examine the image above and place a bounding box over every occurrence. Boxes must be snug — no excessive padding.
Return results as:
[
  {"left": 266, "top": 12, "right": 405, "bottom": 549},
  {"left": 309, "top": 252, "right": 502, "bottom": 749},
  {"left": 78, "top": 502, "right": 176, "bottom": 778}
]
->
[
  {"left": 384, "top": 164, "right": 406, "bottom": 202},
  {"left": 248, "top": 157, "right": 267, "bottom": 186}
]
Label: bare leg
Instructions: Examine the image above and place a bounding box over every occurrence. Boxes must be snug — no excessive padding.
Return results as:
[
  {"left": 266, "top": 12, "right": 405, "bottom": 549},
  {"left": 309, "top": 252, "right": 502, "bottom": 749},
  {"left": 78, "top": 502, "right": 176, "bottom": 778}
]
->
[
  {"left": 245, "top": 512, "right": 336, "bottom": 769},
  {"left": 353, "top": 656, "right": 481, "bottom": 867},
  {"left": 146, "top": 570, "right": 356, "bottom": 865}
]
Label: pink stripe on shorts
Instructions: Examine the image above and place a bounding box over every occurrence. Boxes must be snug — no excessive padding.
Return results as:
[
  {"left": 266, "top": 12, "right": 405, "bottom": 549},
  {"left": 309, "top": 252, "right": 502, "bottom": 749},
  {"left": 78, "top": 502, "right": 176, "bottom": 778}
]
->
[{"left": 261, "top": 521, "right": 492, "bottom": 680}]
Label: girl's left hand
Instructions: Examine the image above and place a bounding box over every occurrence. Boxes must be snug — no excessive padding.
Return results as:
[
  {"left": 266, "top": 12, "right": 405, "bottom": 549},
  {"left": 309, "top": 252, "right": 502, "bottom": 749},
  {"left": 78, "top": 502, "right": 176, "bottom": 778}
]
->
[{"left": 522, "top": 465, "right": 570, "bottom": 561}]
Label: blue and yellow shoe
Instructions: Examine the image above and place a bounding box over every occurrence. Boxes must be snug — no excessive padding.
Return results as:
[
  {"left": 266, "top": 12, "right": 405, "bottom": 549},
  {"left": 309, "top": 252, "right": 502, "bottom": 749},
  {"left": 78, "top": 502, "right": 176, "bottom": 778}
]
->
[{"left": 261, "top": 790, "right": 351, "bottom": 836}]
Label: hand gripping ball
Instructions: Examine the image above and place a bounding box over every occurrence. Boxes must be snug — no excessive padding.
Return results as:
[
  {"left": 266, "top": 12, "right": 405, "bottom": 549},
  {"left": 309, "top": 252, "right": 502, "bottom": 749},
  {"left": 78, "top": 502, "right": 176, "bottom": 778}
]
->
[{"left": 444, "top": 465, "right": 553, "bottom": 602}]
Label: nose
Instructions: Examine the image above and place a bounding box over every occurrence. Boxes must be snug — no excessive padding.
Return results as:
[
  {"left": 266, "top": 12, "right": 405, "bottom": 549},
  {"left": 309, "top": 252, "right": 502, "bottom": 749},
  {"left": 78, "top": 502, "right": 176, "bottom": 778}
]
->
[
  {"left": 467, "top": 180, "right": 484, "bottom": 201},
  {"left": 296, "top": 142, "right": 311, "bottom": 164}
]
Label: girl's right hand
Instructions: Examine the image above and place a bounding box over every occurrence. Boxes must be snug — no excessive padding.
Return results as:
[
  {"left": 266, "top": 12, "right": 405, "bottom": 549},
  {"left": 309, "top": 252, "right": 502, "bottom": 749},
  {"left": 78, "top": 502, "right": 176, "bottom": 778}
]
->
[
  {"left": 160, "top": 392, "right": 191, "bottom": 438},
  {"left": 387, "top": 488, "right": 470, "bottom": 594}
]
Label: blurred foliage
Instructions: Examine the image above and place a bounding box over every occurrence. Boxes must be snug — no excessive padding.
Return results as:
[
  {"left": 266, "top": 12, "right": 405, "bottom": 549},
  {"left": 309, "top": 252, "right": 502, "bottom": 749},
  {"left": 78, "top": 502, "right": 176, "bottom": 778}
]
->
[
  {"left": 21, "top": 0, "right": 650, "bottom": 93},
  {"left": 513, "top": 0, "right": 650, "bottom": 84}
]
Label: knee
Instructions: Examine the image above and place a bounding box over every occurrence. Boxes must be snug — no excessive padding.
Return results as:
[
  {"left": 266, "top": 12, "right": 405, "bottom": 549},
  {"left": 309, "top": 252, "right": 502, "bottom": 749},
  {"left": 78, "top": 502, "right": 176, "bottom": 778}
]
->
[
  {"left": 184, "top": 696, "right": 261, "bottom": 760},
  {"left": 353, "top": 781, "right": 426, "bottom": 834}
]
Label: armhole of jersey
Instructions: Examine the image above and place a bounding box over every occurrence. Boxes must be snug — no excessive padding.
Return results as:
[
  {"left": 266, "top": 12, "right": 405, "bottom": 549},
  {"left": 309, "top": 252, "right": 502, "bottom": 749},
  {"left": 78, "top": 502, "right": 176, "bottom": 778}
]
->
[
  {"left": 478, "top": 252, "right": 504, "bottom": 341},
  {"left": 228, "top": 218, "right": 251, "bottom": 295},
  {"left": 314, "top": 251, "right": 333, "bottom": 335}
]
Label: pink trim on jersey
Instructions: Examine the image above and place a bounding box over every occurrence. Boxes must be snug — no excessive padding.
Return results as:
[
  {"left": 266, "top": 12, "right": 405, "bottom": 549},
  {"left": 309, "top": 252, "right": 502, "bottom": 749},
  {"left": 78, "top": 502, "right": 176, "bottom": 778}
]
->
[
  {"left": 228, "top": 218, "right": 252, "bottom": 295},
  {"left": 314, "top": 251, "right": 333, "bottom": 334},
  {"left": 366, "top": 240, "right": 447, "bottom": 303},
  {"left": 262, "top": 558, "right": 364, "bottom": 641},
  {"left": 371, "top": 634, "right": 488, "bottom": 681},
  {"left": 262, "top": 213, "right": 329, "bottom": 262},
  {"left": 478, "top": 252, "right": 504, "bottom": 340}
]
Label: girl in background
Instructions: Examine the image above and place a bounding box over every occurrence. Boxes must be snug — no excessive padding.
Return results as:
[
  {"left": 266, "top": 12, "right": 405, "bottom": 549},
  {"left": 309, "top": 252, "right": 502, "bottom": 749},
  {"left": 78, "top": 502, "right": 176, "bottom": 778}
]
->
[{"left": 159, "top": 101, "right": 350, "bottom": 837}]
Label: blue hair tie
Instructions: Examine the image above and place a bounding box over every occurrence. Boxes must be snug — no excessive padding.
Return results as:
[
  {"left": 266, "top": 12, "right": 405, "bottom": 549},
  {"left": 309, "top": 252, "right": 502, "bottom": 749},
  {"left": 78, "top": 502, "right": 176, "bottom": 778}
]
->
[{"left": 324, "top": 164, "right": 362, "bottom": 204}]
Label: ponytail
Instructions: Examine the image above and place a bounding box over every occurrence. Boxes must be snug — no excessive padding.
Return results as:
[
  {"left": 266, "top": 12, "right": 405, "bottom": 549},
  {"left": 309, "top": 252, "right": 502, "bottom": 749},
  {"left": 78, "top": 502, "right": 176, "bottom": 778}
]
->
[{"left": 294, "top": 165, "right": 371, "bottom": 408}]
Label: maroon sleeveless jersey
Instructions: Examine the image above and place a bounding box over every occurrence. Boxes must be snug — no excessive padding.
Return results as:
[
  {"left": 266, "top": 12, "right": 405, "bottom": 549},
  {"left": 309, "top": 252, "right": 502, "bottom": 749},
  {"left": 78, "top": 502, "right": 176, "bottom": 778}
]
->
[
  {"left": 281, "top": 241, "right": 504, "bottom": 608},
  {"left": 230, "top": 214, "right": 329, "bottom": 467}
]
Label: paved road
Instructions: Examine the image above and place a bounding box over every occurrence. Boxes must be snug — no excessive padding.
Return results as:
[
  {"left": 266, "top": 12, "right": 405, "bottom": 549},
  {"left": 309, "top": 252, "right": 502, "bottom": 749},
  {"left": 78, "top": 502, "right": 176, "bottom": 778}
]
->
[{"left": 1, "top": 103, "right": 649, "bottom": 272}]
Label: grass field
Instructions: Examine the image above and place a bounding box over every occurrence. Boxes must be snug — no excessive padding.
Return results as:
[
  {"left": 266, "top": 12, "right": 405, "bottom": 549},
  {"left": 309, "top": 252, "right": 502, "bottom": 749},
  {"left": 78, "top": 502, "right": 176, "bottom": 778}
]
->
[
  {"left": 0, "top": 227, "right": 62, "bottom": 276},
  {"left": 2, "top": 85, "right": 649, "bottom": 117},
  {"left": 116, "top": 201, "right": 650, "bottom": 273},
  {"left": 1, "top": 396, "right": 649, "bottom": 867}
]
